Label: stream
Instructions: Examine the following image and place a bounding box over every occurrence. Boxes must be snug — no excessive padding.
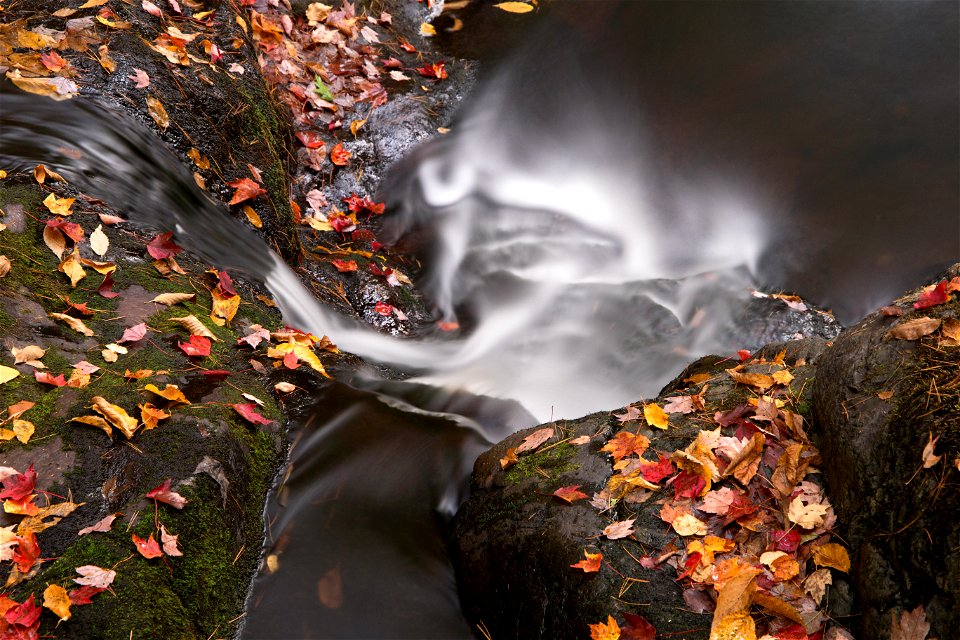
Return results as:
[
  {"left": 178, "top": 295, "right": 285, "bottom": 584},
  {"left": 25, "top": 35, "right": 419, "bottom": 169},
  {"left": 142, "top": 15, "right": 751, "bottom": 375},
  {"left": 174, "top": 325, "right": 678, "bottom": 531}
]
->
[{"left": 1, "top": 1, "right": 957, "bottom": 638}]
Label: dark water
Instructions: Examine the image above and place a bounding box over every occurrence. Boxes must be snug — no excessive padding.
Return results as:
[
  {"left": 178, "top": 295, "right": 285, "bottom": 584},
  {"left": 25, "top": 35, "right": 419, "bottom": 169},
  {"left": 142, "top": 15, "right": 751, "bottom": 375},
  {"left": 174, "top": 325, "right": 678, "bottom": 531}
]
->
[{"left": 1, "top": 1, "right": 957, "bottom": 638}]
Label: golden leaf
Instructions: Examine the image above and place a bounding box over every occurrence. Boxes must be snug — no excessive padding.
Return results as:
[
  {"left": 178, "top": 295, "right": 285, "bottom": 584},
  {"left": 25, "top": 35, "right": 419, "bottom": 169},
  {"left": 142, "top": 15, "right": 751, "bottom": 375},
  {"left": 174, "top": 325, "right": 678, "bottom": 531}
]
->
[
  {"left": 0, "top": 365, "right": 20, "bottom": 385},
  {"left": 139, "top": 403, "right": 171, "bottom": 431},
  {"left": 58, "top": 248, "right": 87, "bottom": 287},
  {"left": 242, "top": 205, "right": 263, "bottom": 229},
  {"left": 42, "top": 225, "right": 67, "bottom": 259},
  {"left": 18, "top": 501, "right": 82, "bottom": 535},
  {"left": 493, "top": 2, "right": 535, "bottom": 13},
  {"left": 71, "top": 415, "right": 113, "bottom": 438},
  {"left": 672, "top": 513, "right": 708, "bottom": 536},
  {"left": 142, "top": 384, "right": 191, "bottom": 407},
  {"left": 12, "top": 419, "right": 34, "bottom": 444},
  {"left": 91, "top": 396, "right": 139, "bottom": 438},
  {"left": 43, "top": 584, "right": 71, "bottom": 621},
  {"left": 49, "top": 313, "right": 95, "bottom": 336},
  {"left": 752, "top": 591, "right": 804, "bottom": 625},
  {"left": 709, "top": 611, "right": 756, "bottom": 640},
  {"left": 146, "top": 96, "right": 170, "bottom": 129},
  {"left": 812, "top": 542, "right": 850, "bottom": 573},
  {"left": 727, "top": 369, "right": 775, "bottom": 390},
  {"left": 34, "top": 165, "right": 65, "bottom": 183},
  {"left": 97, "top": 44, "right": 116, "bottom": 73},
  {"left": 643, "top": 402, "right": 669, "bottom": 429},
  {"left": 43, "top": 193, "right": 75, "bottom": 216},
  {"left": 588, "top": 615, "right": 620, "bottom": 640},
  {"left": 0, "top": 256, "right": 10, "bottom": 277},
  {"left": 210, "top": 289, "right": 241, "bottom": 326},
  {"left": 5, "top": 70, "right": 78, "bottom": 100}
]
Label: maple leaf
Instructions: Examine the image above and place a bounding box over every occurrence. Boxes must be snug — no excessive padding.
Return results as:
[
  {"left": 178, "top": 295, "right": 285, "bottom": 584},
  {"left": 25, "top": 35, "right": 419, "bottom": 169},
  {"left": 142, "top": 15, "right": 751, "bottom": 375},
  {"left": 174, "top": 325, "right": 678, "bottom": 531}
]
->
[
  {"left": 146, "top": 478, "right": 188, "bottom": 509},
  {"left": 73, "top": 565, "right": 117, "bottom": 589},
  {"left": 237, "top": 324, "right": 270, "bottom": 348},
  {"left": 69, "top": 585, "right": 106, "bottom": 606},
  {"left": 160, "top": 524, "right": 182, "bottom": 556},
  {"left": 673, "top": 470, "right": 706, "bottom": 500},
  {"left": 672, "top": 513, "right": 708, "bottom": 536},
  {"left": 146, "top": 232, "right": 183, "bottom": 259},
  {"left": 643, "top": 403, "right": 669, "bottom": 429},
  {"left": 228, "top": 177, "right": 267, "bottom": 205},
  {"left": 330, "top": 142, "right": 351, "bottom": 166},
  {"left": 771, "top": 529, "right": 801, "bottom": 552},
  {"left": 639, "top": 455, "right": 674, "bottom": 483},
  {"left": 553, "top": 485, "right": 589, "bottom": 504},
  {"left": 43, "top": 193, "right": 75, "bottom": 215},
  {"left": 663, "top": 395, "right": 701, "bottom": 414},
  {"left": 33, "top": 370, "right": 66, "bottom": 387},
  {"left": 332, "top": 259, "right": 358, "bottom": 272},
  {"left": 0, "top": 465, "right": 36, "bottom": 501},
  {"left": 13, "top": 530, "right": 40, "bottom": 573},
  {"left": 621, "top": 613, "right": 656, "bottom": 640},
  {"left": 232, "top": 403, "right": 273, "bottom": 426},
  {"left": 516, "top": 427, "right": 553, "bottom": 453},
  {"left": 589, "top": 615, "right": 621, "bottom": 640},
  {"left": 139, "top": 403, "right": 171, "bottom": 431},
  {"left": 5, "top": 594, "right": 41, "bottom": 628},
  {"left": 601, "top": 431, "right": 650, "bottom": 461},
  {"left": 603, "top": 518, "right": 635, "bottom": 540},
  {"left": 914, "top": 280, "right": 948, "bottom": 309},
  {"left": 178, "top": 335, "right": 211, "bottom": 357},
  {"left": 891, "top": 605, "right": 930, "bottom": 640},
  {"left": 59, "top": 248, "right": 87, "bottom": 287},
  {"left": 786, "top": 496, "right": 828, "bottom": 529},
  {"left": 78, "top": 514, "right": 118, "bottom": 536},
  {"left": 43, "top": 583, "right": 71, "bottom": 621},
  {"left": 417, "top": 61, "right": 448, "bottom": 80},
  {"left": 133, "top": 533, "right": 162, "bottom": 558},
  {"left": 570, "top": 550, "right": 602, "bottom": 573}
]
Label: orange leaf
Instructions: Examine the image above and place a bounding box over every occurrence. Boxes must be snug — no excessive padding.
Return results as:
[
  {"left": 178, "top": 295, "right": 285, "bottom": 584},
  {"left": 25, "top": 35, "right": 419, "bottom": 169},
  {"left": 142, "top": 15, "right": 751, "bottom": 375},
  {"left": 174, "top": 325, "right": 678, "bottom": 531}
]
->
[
  {"left": 570, "top": 550, "right": 602, "bottom": 573},
  {"left": 589, "top": 615, "right": 621, "bottom": 640},
  {"left": 812, "top": 542, "right": 850, "bottom": 573},
  {"left": 553, "top": 485, "right": 589, "bottom": 504},
  {"left": 132, "top": 533, "right": 162, "bottom": 558},
  {"left": 227, "top": 177, "right": 267, "bottom": 205},
  {"left": 330, "top": 142, "right": 351, "bottom": 166},
  {"left": 601, "top": 431, "right": 650, "bottom": 461}
]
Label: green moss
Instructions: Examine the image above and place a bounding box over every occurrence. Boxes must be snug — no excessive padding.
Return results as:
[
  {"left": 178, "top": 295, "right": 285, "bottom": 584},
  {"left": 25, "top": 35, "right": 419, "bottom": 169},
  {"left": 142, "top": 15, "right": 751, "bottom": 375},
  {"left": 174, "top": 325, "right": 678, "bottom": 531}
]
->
[{"left": 504, "top": 442, "right": 579, "bottom": 485}]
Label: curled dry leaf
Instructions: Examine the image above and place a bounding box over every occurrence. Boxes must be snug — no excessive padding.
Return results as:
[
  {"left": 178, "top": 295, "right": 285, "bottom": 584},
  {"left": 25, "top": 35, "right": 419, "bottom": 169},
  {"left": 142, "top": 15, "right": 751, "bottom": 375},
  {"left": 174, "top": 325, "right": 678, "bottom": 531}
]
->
[
  {"left": 170, "top": 315, "right": 219, "bottom": 340},
  {"left": 885, "top": 317, "right": 941, "bottom": 341},
  {"left": 516, "top": 427, "right": 553, "bottom": 454},
  {"left": 150, "top": 292, "right": 195, "bottom": 306},
  {"left": 0, "top": 255, "right": 10, "bottom": 277},
  {"left": 49, "top": 313, "right": 95, "bottom": 336},
  {"left": 602, "top": 518, "right": 635, "bottom": 540},
  {"left": 12, "top": 345, "right": 46, "bottom": 368},
  {"left": 274, "top": 381, "right": 296, "bottom": 394},
  {"left": 143, "top": 383, "right": 190, "bottom": 406}
]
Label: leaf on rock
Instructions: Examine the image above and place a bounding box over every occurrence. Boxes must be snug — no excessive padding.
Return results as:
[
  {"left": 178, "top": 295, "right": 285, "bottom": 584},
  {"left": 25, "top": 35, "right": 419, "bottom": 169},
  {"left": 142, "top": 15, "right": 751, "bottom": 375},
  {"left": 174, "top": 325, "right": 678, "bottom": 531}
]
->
[
  {"left": 727, "top": 369, "right": 775, "bottom": 391},
  {"left": 42, "top": 224, "right": 66, "bottom": 258},
  {"left": 132, "top": 533, "right": 162, "bottom": 559},
  {"left": 49, "top": 312, "right": 95, "bottom": 336},
  {"left": 0, "top": 365, "right": 20, "bottom": 385},
  {"left": 146, "top": 231, "right": 182, "bottom": 260},
  {"left": 12, "top": 345, "right": 46, "bottom": 368},
  {"left": 77, "top": 514, "right": 117, "bottom": 536},
  {"left": 238, "top": 324, "right": 270, "bottom": 348},
  {"left": 804, "top": 568, "right": 833, "bottom": 604},
  {"left": 5, "top": 69, "right": 79, "bottom": 100},
  {"left": 146, "top": 478, "right": 188, "bottom": 509},
  {"left": 169, "top": 315, "right": 218, "bottom": 340},
  {"left": 146, "top": 95, "right": 169, "bottom": 129},
  {"left": 44, "top": 194, "right": 75, "bottom": 216},
  {"left": 178, "top": 335, "right": 211, "bottom": 357},
  {"left": 570, "top": 550, "right": 602, "bottom": 573},
  {"left": 494, "top": 1, "right": 535, "bottom": 13},
  {"left": 68, "top": 586, "right": 106, "bottom": 606},
  {"left": 143, "top": 383, "right": 190, "bottom": 406},
  {"left": 43, "top": 583, "right": 71, "bottom": 621},
  {"left": 34, "top": 371, "right": 66, "bottom": 387},
  {"left": 91, "top": 396, "right": 139, "bottom": 438},
  {"left": 117, "top": 322, "right": 147, "bottom": 344},
  {"left": 914, "top": 281, "right": 948, "bottom": 310},
  {"left": 12, "top": 420, "right": 34, "bottom": 444},
  {"left": 588, "top": 615, "right": 621, "bottom": 640},
  {"left": 74, "top": 565, "right": 116, "bottom": 589},
  {"left": 331, "top": 259, "right": 358, "bottom": 272},
  {"left": 89, "top": 224, "right": 109, "bottom": 257},
  {"left": 812, "top": 542, "right": 850, "bottom": 573},
  {"left": 891, "top": 605, "right": 930, "bottom": 640},
  {"left": 58, "top": 248, "right": 87, "bottom": 287},
  {"left": 227, "top": 177, "right": 267, "bottom": 205},
  {"left": 516, "top": 427, "right": 553, "bottom": 454},
  {"left": 722, "top": 432, "right": 765, "bottom": 485},
  {"left": 603, "top": 518, "right": 636, "bottom": 540},
  {"left": 553, "top": 485, "right": 589, "bottom": 504},
  {"left": 921, "top": 432, "right": 941, "bottom": 468},
  {"left": 151, "top": 292, "right": 195, "bottom": 306},
  {"left": 601, "top": 431, "right": 650, "bottom": 461},
  {"left": 139, "top": 403, "right": 170, "bottom": 431},
  {"left": 71, "top": 415, "right": 114, "bottom": 437},
  {"left": 160, "top": 524, "right": 182, "bottom": 556},
  {"left": 330, "top": 142, "right": 351, "bottom": 166},
  {"left": 210, "top": 288, "right": 240, "bottom": 326},
  {"left": 786, "top": 496, "right": 828, "bottom": 530},
  {"left": 232, "top": 403, "right": 273, "bottom": 426},
  {"left": 672, "top": 513, "right": 708, "bottom": 537},
  {"left": 643, "top": 402, "right": 669, "bottom": 429},
  {"left": 0, "top": 464, "right": 36, "bottom": 501},
  {"left": 885, "top": 317, "right": 941, "bottom": 341}
]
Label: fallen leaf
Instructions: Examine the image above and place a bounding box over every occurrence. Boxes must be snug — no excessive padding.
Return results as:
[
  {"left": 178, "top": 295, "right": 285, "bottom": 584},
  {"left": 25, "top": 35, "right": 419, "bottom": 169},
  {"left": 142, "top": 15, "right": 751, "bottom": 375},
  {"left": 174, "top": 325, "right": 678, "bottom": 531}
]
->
[
  {"left": 68, "top": 585, "right": 106, "bottom": 606},
  {"left": 589, "top": 615, "right": 621, "bottom": 640},
  {"left": 877, "top": 390, "right": 894, "bottom": 400},
  {"left": 812, "top": 542, "right": 850, "bottom": 572},
  {"left": 330, "top": 142, "right": 350, "bottom": 166},
  {"left": 71, "top": 415, "right": 113, "bottom": 437},
  {"left": 89, "top": 224, "right": 109, "bottom": 257},
  {"left": 139, "top": 403, "right": 170, "bottom": 431},
  {"left": 643, "top": 403, "right": 669, "bottom": 429},
  {"left": 727, "top": 369, "right": 775, "bottom": 391},
  {"left": 178, "top": 335, "right": 211, "bottom": 357},
  {"left": 91, "top": 396, "right": 139, "bottom": 438},
  {"left": 601, "top": 431, "right": 650, "bottom": 461},
  {"left": 274, "top": 382, "right": 296, "bottom": 394},
  {"left": 243, "top": 205, "right": 263, "bottom": 228},
  {"left": 146, "top": 479, "right": 188, "bottom": 509},
  {"left": 12, "top": 345, "right": 46, "bottom": 368},
  {"left": 151, "top": 292, "right": 196, "bottom": 306},
  {"left": 117, "top": 322, "right": 147, "bottom": 344},
  {"left": 331, "top": 259, "right": 358, "bottom": 272},
  {"left": 49, "top": 313, "right": 95, "bottom": 336},
  {"left": 0, "top": 365, "right": 20, "bottom": 385},
  {"left": 5, "top": 69, "right": 79, "bottom": 100},
  {"left": 570, "top": 550, "right": 603, "bottom": 573},
  {"left": 58, "top": 248, "right": 87, "bottom": 287},
  {"left": 170, "top": 315, "right": 218, "bottom": 340},
  {"left": 12, "top": 420, "right": 34, "bottom": 444},
  {"left": 146, "top": 96, "right": 169, "bottom": 129},
  {"left": 804, "top": 568, "right": 833, "bottom": 603},
  {"left": 553, "top": 485, "right": 589, "bottom": 504},
  {"left": 672, "top": 513, "right": 708, "bottom": 536},
  {"left": 516, "top": 427, "right": 553, "bottom": 453},
  {"left": 494, "top": 1, "right": 535, "bottom": 13},
  {"left": 146, "top": 231, "right": 183, "bottom": 259},
  {"left": 78, "top": 514, "right": 117, "bottom": 536},
  {"left": 210, "top": 288, "right": 240, "bottom": 326},
  {"left": 143, "top": 384, "right": 190, "bottom": 406},
  {"left": 914, "top": 281, "right": 948, "bottom": 310},
  {"left": 885, "top": 317, "right": 941, "bottom": 341},
  {"left": 227, "top": 177, "right": 266, "bottom": 205},
  {"left": 499, "top": 447, "right": 518, "bottom": 470},
  {"left": 232, "top": 403, "right": 273, "bottom": 426},
  {"left": 43, "top": 583, "right": 71, "bottom": 621},
  {"left": 787, "top": 496, "right": 829, "bottom": 529},
  {"left": 921, "top": 432, "right": 941, "bottom": 468},
  {"left": 74, "top": 565, "right": 116, "bottom": 590},
  {"left": 603, "top": 518, "right": 636, "bottom": 540},
  {"left": 133, "top": 533, "right": 162, "bottom": 559},
  {"left": 128, "top": 67, "right": 150, "bottom": 88},
  {"left": 891, "top": 605, "right": 930, "bottom": 640},
  {"left": 5, "top": 594, "right": 41, "bottom": 629},
  {"left": 722, "top": 432, "right": 765, "bottom": 485},
  {"left": 160, "top": 524, "right": 182, "bottom": 556},
  {"left": 621, "top": 612, "right": 657, "bottom": 640}
]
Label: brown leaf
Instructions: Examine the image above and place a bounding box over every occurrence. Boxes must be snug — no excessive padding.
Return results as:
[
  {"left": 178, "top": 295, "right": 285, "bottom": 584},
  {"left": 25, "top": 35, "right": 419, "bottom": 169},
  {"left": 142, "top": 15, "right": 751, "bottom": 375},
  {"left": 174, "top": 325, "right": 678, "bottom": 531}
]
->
[
  {"left": 727, "top": 369, "right": 775, "bottom": 391},
  {"left": 150, "top": 292, "right": 195, "bottom": 306},
  {"left": 516, "top": 427, "right": 553, "bottom": 454},
  {"left": 921, "top": 432, "right": 941, "bottom": 468},
  {"left": 812, "top": 542, "right": 851, "bottom": 573},
  {"left": 146, "top": 96, "right": 169, "bottom": 129},
  {"left": 890, "top": 605, "right": 930, "bottom": 640},
  {"left": 885, "top": 317, "right": 941, "bottom": 341},
  {"left": 722, "top": 432, "right": 765, "bottom": 485}
]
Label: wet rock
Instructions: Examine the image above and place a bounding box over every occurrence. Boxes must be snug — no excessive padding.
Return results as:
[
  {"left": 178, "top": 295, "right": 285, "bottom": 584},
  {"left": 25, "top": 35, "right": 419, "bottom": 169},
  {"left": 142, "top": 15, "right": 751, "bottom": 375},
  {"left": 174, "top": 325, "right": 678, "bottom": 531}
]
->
[{"left": 812, "top": 264, "right": 960, "bottom": 639}]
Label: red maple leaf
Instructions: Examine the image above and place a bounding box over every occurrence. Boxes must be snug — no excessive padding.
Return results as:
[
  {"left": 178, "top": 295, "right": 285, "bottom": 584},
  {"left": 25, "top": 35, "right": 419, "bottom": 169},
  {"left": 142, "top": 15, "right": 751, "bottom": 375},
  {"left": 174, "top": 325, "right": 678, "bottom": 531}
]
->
[
  {"left": 69, "top": 586, "right": 107, "bottom": 606},
  {"left": 330, "top": 142, "right": 351, "bottom": 166},
  {"left": 772, "top": 529, "right": 801, "bottom": 552},
  {"left": 65, "top": 300, "right": 94, "bottom": 316},
  {"left": 296, "top": 130, "right": 326, "bottom": 149},
  {"left": 676, "top": 552, "right": 702, "bottom": 580},
  {"left": 146, "top": 478, "right": 189, "bottom": 509},
  {"left": 914, "top": 280, "right": 949, "bottom": 309},
  {"left": 132, "top": 533, "right": 163, "bottom": 559},
  {"left": 398, "top": 37, "right": 416, "bottom": 53},
  {"left": 639, "top": 455, "right": 674, "bottom": 482},
  {"left": 34, "top": 370, "right": 67, "bottom": 387},
  {"left": 282, "top": 350, "right": 300, "bottom": 370},
  {"left": 331, "top": 259, "right": 358, "bottom": 272},
  {"left": 673, "top": 470, "right": 706, "bottom": 500},
  {"left": 146, "top": 232, "right": 183, "bottom": 260},
  {"left": 417, "top": 61, "right": 447, "bottom": 80},
  {"left": 0, "top": 464, "right": 36, "bottom": 501},
  {"left": 178, "top": 335, "right": 211, "bottom": 357},
  {"left": 12, "top": 531, "right": 41, "bottom": 574},
  {"left": 328, "top": 213, "right": 356, "bottom": 233},
  {"left": 232, "top": 403, "right": 274, "bottom": 425},
  {"left": 621, "top": 613, "right": 657, "bottom": 640},
  {"left": 217, "top": 270, "right": 237, "bottom": 296},
  {"left": 227, "top": 177, "right": 267, "bottom": 205},
  {"left": 4, "top": 594, "right": 41, "bottom": 628},
  {"left": 45, "top": 218, "right": 84, "bottom": 242},
  {"left": 374, "top": 301, "right": 393, "bottom": 316},
  {"left": 553, "top": 485, "right": 589, "bottom": 504}
]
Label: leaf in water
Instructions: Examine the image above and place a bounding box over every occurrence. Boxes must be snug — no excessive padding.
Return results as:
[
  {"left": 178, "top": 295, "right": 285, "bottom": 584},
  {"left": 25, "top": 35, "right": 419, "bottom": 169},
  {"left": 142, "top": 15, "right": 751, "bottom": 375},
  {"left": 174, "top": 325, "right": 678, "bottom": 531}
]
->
[
  {"left": 90, "top": 224, "right": 109, "bottom": 257},
  {"left": 317, "top": 566, "right": 342, "bottom": 609},
  {"left": 146, "top": 96, "right": 169, "bottom": 129}
]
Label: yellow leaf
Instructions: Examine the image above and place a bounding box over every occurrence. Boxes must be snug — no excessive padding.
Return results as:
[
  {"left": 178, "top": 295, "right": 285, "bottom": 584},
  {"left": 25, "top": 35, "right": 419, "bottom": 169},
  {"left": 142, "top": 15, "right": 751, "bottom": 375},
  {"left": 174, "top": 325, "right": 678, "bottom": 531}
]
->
[
  {"left": 0, "top": 365, "right": 21, "bottom": 384},
  {"left": 643, "top": 402, "right": 669, "bottom": 429},
  {"left": 210, "top": 290, "right": 241, "bottom": 326},
  {"left": 18, "top": 501, "right": 82, "bottom": 535},
  {"left": 139, "top": 403, "right": 171, "bottom": 431},
  {"left": 5, "top": 70, "right": 78, "bottom": 100},
  {"left": 494, "top": 2, "right": 535, "bottom": 13},
  {"left": 58, "top": 248, "right": 87, "bottom": 287},
  {"left": 0, "top": 255, "right": 10, "bottom": 277},
  {"left": 90, "top": 224, "right": 109, "bottom": 257},
  {"left": 672, "top": 513, "right": 708, "bottom": 536},
  {"left": 49, "top": 313, "right": 95, "bottom": 336},
  {"left": 588, "top": 615, "right": 621, "bottom": 640},
  {"left": 91, "top": 396, "right": 139, "bottom": 438},
  {"left": 151, "top": 292, "right": 196, "bottom": 306},
  {"left": 146, "top": 96, "right": 169, "bottom": 129},
  {"left": 12, "top": 420, "right": 34, "bottom": 444},
  {"left": 727, "top": 369, "right": 775, "bottom": 390},
  {"left": 709, "top": 611, "right": 756, "bottom": 640},
  {"left": 772, "top": 369, "right": 794, "bottom": 385},
  {"left": 143, "top": 384, "right": 191, "bottom": 407},
  {"left": 43, "top": 225, "right": 67, "bottom": 259},
  {"left": 267, "top": 341, "right": 331, "bottom": 378},
  {"left": 17, "top": 29, "right": 61, "bottom": 49},
  {"left": 242, "top": 205, "right": 263, "bottom": 229},
  {"left": 170, "top": 315, "right": 219, "bottom": 340},
  {"left": 66, "top": 370, "right": 91, "bottom": 389},
  {"left": 34, "top": 165, "right": 65, "bottom": 183},
  {"left": 43, "top": 193, "right": 75, "bottom": 216},
  {"left": 79, "top": 0, "right": 109, "bottom": 7},
  {"left": 71, "top": 415, "right": 113, "bottom": 437},
  {"left": 97, "top": 44, "right": 116, "bottom": 73},
  {"left": 419, "top": 22, "right": 436, "bottom": 36},
  {"left": 350, "top": 119, "right": 366, "bottom": 136},
  {"left": 812, "top": 542, "right": 850, "bottom": 573},
  {"left": 43, "top": 583, "right": 71, "bottom": 621},
  {"left": 78, "top": 256, "right": 116, "bottom": 275},
  {"left": 187, "top": 148, "right": 210, "bottom": 170}
]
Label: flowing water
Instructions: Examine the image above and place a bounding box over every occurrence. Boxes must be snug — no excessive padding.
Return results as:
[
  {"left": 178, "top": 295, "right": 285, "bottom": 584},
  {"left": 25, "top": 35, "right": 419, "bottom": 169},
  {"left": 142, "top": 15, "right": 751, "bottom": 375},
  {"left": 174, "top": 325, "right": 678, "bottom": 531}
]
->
[{"left": 1, "top": 1, "right": 957, "bottom": 637}]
